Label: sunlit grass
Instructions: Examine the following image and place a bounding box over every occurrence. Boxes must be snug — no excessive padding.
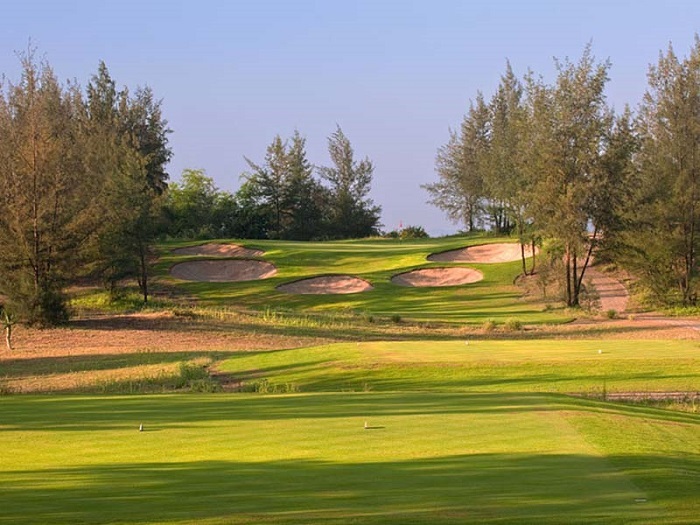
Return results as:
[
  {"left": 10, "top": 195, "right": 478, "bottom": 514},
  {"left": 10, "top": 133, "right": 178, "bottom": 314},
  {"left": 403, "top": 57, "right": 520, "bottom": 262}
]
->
[
  {"left": 1, "top": 392, "right": 698, "bottom": 524},
  {"left": 153, "top": 235, "right": 570, "bottom": 324},
  {"left": 219, "top": 339, "right": 700, "bottom": 394}
]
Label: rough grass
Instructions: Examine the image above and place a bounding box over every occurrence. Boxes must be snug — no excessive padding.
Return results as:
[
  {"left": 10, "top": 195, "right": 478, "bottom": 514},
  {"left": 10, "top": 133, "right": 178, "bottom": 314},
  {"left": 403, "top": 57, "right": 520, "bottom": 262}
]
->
[{"left": 1, "top": 393, "right": 698, "bottom": 524}]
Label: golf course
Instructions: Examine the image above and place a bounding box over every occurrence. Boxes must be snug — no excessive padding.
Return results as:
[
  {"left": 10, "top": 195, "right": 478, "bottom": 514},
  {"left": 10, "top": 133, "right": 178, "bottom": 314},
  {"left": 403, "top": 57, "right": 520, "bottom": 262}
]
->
[{"left": 2, "top": 236, "right": 699, "bottom": 524}]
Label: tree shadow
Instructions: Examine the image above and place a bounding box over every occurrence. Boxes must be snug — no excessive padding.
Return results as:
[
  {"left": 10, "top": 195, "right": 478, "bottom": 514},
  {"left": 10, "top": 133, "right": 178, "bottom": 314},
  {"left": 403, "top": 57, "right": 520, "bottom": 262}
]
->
[{"left": 0, "top": 451, "right": 689, "bottom": 524}]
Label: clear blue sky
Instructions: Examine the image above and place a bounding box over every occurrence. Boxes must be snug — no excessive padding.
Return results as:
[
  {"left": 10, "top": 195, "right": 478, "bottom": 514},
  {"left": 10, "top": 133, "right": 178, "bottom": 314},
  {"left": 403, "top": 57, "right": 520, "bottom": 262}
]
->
[{"left": 2, "top": 0, "right": 699, "bottom": 235}]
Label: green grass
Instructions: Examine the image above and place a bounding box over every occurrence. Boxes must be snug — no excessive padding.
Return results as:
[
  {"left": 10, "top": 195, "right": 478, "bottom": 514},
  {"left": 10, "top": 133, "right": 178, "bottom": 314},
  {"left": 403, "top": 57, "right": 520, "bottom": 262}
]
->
[
  {"left": 154, "top": 235, "right": 570, "bottom": 324},
  {"left": 10, "top": 235, "right": 699, "bottom": 523},
  {"left": 219, "top": 339, "right": 700, "bottom": 394},
  {"left": 1, "top": 393, "right": 698, "bottom": 524}
]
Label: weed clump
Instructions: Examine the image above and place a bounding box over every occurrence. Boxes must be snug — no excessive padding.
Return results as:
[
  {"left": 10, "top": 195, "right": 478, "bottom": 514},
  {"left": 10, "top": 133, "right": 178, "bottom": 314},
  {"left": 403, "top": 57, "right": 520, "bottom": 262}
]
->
[{"left": 176, "top": 362, "right": 220, "bottom": 392}]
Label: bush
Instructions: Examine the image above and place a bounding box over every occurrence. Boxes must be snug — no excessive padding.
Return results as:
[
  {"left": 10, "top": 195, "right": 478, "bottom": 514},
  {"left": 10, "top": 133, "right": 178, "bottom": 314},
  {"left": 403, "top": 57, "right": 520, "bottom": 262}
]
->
[
  {"left": 482, "top": 319, "right": 497, "bottom": 332},
  {"left": 504, "top": 318, "right": 523, "bottom": 331},
  {"left": 606, "top": 309, "right": 618, "bottom": 319},
  {"left": 390, "top": 314, "right": 402, "bottom": 323},
  {"left": 176, "top": 362, "right": 220, "bottom": 391},
  {"left": 399, "top": 225, "right": 429, "bottom": 239}
]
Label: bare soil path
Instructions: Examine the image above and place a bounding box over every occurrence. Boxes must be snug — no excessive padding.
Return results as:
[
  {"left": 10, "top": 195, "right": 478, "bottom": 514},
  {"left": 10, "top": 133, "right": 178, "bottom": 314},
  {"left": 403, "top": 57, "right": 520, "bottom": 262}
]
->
[{"left": 585, "top": 268, "right": 629, "bottom": 313}]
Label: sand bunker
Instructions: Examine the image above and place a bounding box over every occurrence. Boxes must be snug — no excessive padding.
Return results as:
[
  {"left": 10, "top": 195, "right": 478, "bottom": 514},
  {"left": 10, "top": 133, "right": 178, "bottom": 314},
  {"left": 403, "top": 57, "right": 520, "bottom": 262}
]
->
[
  {"left": 277, "top": 275, "right": 373, "bottom": 295},
  {"left": 391, "top": 267, "right": 483, "bottom": 287},
  {"left": 172, "top": 243, "right": 264, "bottom": 258},
  {"left": 170, "top": 260, "right": 277, "bottom": 282},
  {"left": 428, "top": 243, "right": 538, "bottom": 264}
]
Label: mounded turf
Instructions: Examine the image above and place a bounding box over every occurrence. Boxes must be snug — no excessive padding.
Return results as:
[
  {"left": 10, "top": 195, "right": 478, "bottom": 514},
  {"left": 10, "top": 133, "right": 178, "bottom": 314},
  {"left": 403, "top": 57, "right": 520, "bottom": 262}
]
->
[
  {"left": 158, "top": 236, "right": 566, "bottom": 324},
  {"left": 1, "top": 392, "right": 698, "bottom": 524},
  {"left": 219, "top": 339, "right": 700, "bottom": 394}
]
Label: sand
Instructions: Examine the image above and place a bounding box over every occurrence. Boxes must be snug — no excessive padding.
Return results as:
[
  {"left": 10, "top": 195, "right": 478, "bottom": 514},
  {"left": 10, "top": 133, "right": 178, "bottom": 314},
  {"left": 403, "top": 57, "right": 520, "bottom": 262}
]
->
[
  {"left": 172, "top": 243, "right": 264, "bottom": 258},
  {"left": 428, "top": 243, "right": 538, "bottom": 264},
  {"left": 277, "top": 275, "right": 373, "bottom": 294},
  {"left": 170, "top": 260, "right": 277, "bottom": 282},
  {"left": 391, "top": 267, "right": 484, "bottom": 287}
]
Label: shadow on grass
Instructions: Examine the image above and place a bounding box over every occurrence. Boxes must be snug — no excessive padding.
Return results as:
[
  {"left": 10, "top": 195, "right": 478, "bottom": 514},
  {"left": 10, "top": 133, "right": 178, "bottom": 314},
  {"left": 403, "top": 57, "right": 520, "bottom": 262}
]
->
[
  {"left": 2, "top": 392, "right": 698, "bottom": 431},
  {"left": 0, "top": 351, "right": 219, "bottom": 378},
  {"left": 0, "top": 451, "right": 689, "bottom": 524}
]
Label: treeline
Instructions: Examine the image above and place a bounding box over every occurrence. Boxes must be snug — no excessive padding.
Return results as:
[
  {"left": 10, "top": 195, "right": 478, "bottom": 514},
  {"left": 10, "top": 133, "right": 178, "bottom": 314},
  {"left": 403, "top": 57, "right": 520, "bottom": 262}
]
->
[
  {"left": 166, "top": 127, "right": 381, "bottom": 241},
  {"left": 425, "top": 39, "right": 700, "bottom": 307},
  {"left": 0, "top": 52, "right": 170, "bottom": 325},
  {"left": 0, "top": 51, "right": 382, "bottom": 326}
]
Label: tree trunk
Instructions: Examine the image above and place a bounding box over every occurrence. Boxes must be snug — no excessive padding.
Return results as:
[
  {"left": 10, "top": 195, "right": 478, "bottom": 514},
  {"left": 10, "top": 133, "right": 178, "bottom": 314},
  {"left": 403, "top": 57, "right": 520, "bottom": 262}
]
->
[
  {"left": 139, "top": 245, "right": 148, "bottom": 304},
  {"left": 565, "top": 246, "right": 573, "bottom": 307},
  {"left": 575, "top": 227, "right": 598, "bottom": 298},
  {"left": 572, "top": 247, "right": 579, "bottom": 307},
  {"left": 5, "top": 325, "right": 12, "bottom": 351},
  {"left": 518, "top": 221, "right": 527, "bottom": 275},
  {"left": 529, "top": 238, "right": 537, "bottom": 274},
  {"left": 686, "top": 184, "right": 696, "bottom": 304}
]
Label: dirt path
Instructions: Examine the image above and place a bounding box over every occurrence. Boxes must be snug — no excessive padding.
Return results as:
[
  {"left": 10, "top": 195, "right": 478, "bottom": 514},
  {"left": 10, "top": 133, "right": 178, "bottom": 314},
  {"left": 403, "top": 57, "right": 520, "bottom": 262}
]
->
[{"left": 585, "top": 268, "right": 629, "bottom": 313}]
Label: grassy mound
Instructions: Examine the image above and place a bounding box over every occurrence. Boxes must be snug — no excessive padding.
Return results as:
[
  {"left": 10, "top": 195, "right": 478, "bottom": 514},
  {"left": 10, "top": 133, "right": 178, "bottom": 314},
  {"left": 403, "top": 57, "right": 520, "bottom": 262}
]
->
[{"left": 219, "top": 339, "right": 700, "bottom": 394}]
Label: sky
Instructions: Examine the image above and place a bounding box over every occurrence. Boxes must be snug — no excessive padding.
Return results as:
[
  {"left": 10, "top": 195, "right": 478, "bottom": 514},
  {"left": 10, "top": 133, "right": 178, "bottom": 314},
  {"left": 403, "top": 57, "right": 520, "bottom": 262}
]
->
[{"left": 1, "top": 0, "right": 699, "bottom": 235}]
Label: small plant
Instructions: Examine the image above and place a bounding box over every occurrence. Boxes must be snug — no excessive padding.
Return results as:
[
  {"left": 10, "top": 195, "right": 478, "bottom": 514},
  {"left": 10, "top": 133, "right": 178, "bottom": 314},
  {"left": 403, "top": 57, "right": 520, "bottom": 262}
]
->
[
  {"left": 504, "top": 318, "right": 523, "bottom": 331},
  {"left": 606, "top": 309, "right": 618, "bottom": 319},
  {"left": 579, "top": 280, "right": 601, "bottom": 313},
  {"left": 482, "top": 319, "right": 497, "bottom": 332},
  {"left": 172, "top": 308, "right": 197, "bottom": 319},
  {"left": 0, "top": 306, "right": 17, "bottom": 351},
  {"left": 175, "top": 362, "right": 220, "bottom": 391},
  {"left": 390, "top": 314, "right": 402, "bottom": 324},
  {"left": 247, "top": 378, "right": 298, "bottom": 394}
]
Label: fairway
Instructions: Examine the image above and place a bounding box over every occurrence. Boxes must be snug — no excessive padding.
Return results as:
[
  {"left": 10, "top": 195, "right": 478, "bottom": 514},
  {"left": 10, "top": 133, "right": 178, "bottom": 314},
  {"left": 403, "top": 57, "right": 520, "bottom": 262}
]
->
[
  {"left": 219, "top": 339, "right": 700, "bottom": 394},
  {"left": 2, "top": 392, "right": 699, "bottom": 524},
  {"left": 156, "top": 236, "right": 567, "bottom": 324}
]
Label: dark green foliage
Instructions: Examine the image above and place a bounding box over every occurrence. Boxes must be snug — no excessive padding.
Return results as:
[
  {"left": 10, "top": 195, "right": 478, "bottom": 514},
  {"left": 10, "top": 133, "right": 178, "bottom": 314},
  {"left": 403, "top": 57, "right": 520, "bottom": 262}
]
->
[
  {"left": 166, "top": 169, "right": 220, "bottom": 238},
  {"left": 85, "top": 63, "right": 171, "bottom": 304},
  {"left": 385, "top": 226, "right": 429, "bottom": 239},
  {"left": 0, "top": 52, "right": 171, "bottom": 324},
  {"left": 318, "top": 126, "right": 382, "bottom": 239},
  {"left": 243, "top": 131, "right": 328, "bottom": 240},
  {"left": 614, "top": 38, "right": 700, "bottom": 305},
  {"left": 237, "top": 127, "right": 379, "bottom": 241}
]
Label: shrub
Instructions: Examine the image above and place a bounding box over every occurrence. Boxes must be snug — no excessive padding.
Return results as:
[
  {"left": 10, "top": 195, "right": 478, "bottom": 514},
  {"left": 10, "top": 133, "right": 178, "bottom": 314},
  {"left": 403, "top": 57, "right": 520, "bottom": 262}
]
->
[
  {"left": 606, "top": 309, "right": 618, "bottom": 319},
  {"left": 399, "top": 225, "right": 429, "bottom": 239},
  {"left": 482, "top": 319, "right": 497, "bottom": 332},
  {"left": 390, "top": 314, "right": 402, "bottom": 324},
  {"left": 504, "top": 318, "right": 523, "bottom": 331}
]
